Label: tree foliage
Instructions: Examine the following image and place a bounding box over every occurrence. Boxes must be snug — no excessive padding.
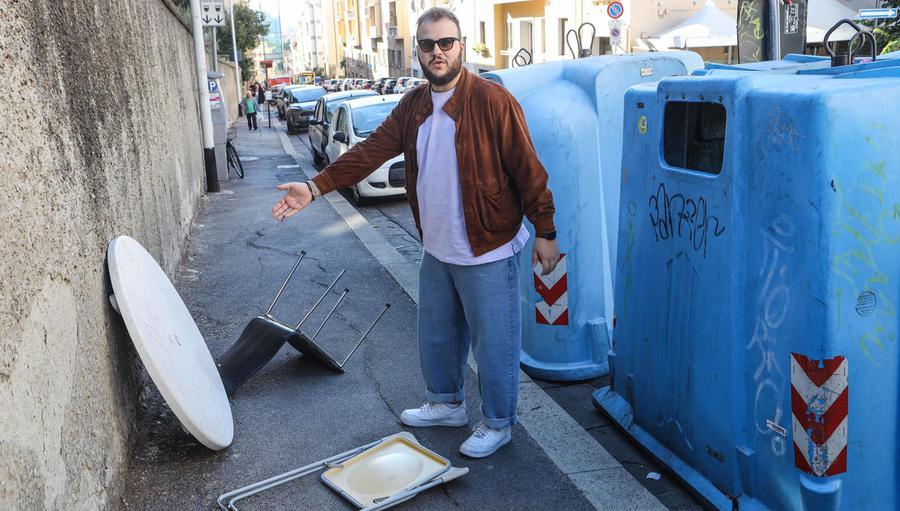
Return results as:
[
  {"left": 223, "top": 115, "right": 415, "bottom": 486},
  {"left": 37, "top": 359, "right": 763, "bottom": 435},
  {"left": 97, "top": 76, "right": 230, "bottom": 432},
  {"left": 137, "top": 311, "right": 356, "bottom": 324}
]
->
[
  {"left": 216, "top": 4, "right": 270, "bottom": 78},
  {"left": 871, "top": 0, "right": 900, "bottom": 54}
]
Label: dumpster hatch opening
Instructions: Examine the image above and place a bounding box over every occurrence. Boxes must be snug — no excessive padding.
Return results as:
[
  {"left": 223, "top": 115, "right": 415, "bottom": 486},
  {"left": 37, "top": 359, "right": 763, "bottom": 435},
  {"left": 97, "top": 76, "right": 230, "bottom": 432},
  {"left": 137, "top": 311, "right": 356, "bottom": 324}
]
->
[{"left": 663, "top": 101, "right": 726, "bottom": 175}]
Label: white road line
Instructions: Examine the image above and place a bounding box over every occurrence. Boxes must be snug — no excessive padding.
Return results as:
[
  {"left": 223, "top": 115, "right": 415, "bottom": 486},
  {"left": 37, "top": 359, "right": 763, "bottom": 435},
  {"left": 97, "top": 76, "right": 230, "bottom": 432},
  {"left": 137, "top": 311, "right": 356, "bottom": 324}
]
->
[{"left": 277, "top": 129, "right": 664, "bottom": 511}]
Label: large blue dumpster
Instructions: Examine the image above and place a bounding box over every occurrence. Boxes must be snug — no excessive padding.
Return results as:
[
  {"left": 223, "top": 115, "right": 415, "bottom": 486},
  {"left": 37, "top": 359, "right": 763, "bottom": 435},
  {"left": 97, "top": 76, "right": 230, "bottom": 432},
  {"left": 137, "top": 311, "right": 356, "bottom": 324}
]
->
[
  {"left": 700, "top": 53, "right": 831, "bottom": 74},
  {"left": 594, "top": 56, "right": 900, "bottom": 510},
  {"left": 482, "top": 53, "right": 704, "bottom": 381}
]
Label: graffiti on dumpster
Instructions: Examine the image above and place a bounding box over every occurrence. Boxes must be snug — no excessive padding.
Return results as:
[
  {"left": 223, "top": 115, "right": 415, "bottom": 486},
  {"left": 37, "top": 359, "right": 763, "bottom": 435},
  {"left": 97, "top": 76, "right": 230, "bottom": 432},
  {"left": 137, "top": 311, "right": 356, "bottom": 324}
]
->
[
  {"left": 648, "top": 182, "right": 725, "bottom": 257},
  {"left": 831, "top": 167, "right": 898, "bottom": 363},
  {"left": 747, "top": 215, "right": 795, "bottom": 458},
  {"left": 737, "top": 0, "right": 766, "bottom": 63}
]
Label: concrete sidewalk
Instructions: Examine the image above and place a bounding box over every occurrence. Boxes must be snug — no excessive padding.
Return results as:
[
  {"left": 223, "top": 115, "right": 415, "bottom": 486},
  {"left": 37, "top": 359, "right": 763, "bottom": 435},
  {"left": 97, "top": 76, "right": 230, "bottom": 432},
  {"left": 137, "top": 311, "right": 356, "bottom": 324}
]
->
[{"left": 121, "top": 118, "right": 669, "bottom": 510}]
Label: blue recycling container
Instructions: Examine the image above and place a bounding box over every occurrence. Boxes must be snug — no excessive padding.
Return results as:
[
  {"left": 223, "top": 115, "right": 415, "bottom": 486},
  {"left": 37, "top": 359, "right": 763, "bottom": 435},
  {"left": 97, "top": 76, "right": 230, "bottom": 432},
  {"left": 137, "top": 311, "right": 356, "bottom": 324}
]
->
[
  {"left": 483, "top": 53, "right": 704, "bottom": 381},
  {"left": 699, "top": 53, "right": 831, "bottom": 74},
  {"left": 594, "top": 56, "right": 900, "bottom": 510}
]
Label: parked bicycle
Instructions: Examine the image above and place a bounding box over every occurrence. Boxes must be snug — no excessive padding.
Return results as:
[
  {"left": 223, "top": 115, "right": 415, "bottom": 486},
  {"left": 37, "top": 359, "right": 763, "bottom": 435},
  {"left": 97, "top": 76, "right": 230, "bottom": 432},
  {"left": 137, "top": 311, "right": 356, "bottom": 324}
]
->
[{"left": 226, "top": 139, "right": 244, "bottom": 179}]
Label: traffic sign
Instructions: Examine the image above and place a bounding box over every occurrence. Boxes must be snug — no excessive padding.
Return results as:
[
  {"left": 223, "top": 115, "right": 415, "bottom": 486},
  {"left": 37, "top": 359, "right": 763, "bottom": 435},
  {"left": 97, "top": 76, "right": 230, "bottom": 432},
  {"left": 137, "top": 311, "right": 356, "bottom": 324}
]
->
[
  {"left": 609, "top": 19, "right": 624, "bottom": 46},
  {"left": 858, "top": 8, "right": 898, "bottom": 19},
  {"left": 201, "top": 0, "right": 225, "bottom": 27},
  {"left": 607, "top": 1, "right": 624, "bottom": 20},
  {"left": 260, "top": 59, "right": 274, "bottom": 68}
]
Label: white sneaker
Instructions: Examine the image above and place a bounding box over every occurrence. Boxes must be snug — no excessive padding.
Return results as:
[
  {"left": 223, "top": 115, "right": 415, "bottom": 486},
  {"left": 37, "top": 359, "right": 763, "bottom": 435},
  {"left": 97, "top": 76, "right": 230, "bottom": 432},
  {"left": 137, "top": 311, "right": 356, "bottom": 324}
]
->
[
  {"left": 459, "top": 422, "right": 512, "bottom": 458},
  {"left": 400, "top": 402, "right": 468, "bottom": 427}
]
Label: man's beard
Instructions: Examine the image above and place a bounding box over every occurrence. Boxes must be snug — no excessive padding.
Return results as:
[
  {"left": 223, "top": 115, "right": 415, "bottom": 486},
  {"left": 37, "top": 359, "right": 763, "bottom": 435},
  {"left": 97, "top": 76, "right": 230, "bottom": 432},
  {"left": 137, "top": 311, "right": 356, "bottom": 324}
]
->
[{"left": 419, "top": 52, "right": 462, "bottom": 87}]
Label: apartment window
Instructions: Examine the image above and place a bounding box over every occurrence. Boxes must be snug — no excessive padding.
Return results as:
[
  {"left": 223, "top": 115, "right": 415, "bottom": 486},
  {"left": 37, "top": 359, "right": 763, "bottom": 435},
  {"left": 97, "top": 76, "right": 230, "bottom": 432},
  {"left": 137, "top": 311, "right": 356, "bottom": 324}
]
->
[
  {"left": 479, "top": 22, "right": 486, "bottom": 44},
  {"left": 559, "top": 18, "right": 568, "bottom": 56}
]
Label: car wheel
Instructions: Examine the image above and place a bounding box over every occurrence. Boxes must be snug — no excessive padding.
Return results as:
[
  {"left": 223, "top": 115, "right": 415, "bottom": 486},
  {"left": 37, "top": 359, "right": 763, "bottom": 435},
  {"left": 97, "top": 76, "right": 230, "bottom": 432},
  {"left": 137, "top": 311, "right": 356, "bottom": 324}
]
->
[{"left": 352, "top": 185, "right": 370, "bottom": 206}]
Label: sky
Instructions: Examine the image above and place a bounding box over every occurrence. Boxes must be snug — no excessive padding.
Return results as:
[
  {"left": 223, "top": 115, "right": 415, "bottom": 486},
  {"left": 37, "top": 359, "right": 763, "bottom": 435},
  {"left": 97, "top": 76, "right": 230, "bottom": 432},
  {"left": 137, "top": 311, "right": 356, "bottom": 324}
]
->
[{"left": 251, "top": 0, "right": 304, "bottom": 35}]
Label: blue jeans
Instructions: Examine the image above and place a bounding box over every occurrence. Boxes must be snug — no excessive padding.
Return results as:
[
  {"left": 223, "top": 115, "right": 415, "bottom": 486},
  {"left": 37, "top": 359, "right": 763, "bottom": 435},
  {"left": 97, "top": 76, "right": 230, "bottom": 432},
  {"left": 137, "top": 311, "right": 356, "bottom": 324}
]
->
[{"left": 418, "top": 252, "right": 522, "bottom": 429}]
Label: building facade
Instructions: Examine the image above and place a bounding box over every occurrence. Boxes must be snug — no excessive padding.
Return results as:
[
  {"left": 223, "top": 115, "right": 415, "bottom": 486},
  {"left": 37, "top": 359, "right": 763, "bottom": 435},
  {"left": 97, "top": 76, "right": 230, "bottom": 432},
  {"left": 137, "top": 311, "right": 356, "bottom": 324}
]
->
[
  {"left": 329, "top": 0, "right": 413, "bottom": 79},
  {"left": 401, "top": 0, "right": 742, "bottom": 74},
  {"left": 329, "top": 0, "right": 869, "bottom": 79},
  {"left": 295, "top": 0, "right": 329, "bottom": 75}
]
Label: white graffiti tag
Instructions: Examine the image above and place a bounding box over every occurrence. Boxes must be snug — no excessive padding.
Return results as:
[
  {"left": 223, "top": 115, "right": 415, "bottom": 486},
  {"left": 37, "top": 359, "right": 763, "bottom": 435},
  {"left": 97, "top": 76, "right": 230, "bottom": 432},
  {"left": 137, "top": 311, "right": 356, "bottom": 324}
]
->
[{"left": 747, "top": 215, "right": 794, "bottom": 457}]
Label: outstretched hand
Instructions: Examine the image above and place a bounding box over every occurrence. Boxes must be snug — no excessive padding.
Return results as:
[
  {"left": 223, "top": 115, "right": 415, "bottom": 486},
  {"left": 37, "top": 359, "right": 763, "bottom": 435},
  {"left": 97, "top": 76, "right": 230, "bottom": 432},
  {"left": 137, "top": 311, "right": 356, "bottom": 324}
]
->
[{"left": 272, "top": 182, "right": 312, "bottom": 221}]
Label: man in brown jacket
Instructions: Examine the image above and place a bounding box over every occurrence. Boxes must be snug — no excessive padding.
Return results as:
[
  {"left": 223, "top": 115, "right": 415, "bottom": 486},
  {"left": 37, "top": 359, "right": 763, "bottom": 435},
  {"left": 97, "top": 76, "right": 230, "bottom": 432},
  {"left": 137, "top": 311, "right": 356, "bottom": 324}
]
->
[{"left": 272, "top": 7, "right": 559, "bottom": 458}]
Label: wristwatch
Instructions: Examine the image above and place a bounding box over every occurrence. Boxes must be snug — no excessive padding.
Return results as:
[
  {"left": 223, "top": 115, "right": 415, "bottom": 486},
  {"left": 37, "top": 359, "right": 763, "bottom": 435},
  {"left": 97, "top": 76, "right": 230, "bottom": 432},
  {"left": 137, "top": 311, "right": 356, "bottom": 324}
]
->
[{"left": 537, "top": 230, "right": 557, "bottom": 241}]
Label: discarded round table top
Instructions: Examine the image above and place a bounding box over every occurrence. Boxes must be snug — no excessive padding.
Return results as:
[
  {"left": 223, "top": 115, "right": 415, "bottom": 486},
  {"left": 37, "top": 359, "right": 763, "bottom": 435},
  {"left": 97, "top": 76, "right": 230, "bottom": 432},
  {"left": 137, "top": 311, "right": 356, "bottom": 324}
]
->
[{"left": 107, "top": 235, "right": 233, "bottom": 450}]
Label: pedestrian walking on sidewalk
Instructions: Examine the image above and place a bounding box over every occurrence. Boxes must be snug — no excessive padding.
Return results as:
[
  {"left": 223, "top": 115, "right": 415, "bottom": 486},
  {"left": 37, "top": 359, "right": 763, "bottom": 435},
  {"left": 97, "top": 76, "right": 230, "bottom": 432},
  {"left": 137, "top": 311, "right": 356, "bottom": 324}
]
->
[
  {"left": 243, "top": 91, "right": 259, "bottom": 131},
  {"left": 271, "top": 7, "right": 559, "bottom": 459},
  {"left": 256, "top": 84, "right": 266, "bottom": 109}
]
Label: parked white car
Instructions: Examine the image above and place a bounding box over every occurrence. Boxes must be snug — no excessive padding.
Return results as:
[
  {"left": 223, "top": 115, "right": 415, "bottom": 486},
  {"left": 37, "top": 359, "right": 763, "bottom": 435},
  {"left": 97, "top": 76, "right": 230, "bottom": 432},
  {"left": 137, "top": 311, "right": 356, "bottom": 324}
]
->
[
  {"left": 389, "top": 77, "right": 414, "bottom": 94},
  {"left": 308, "top": 89, "right": 379, "bottom": 165},
  {"left": 398, "top": 78, "right": 427, "bottom": 93},
  {"left": 325, "top": 95, "right": 406, "bottom": 204}
]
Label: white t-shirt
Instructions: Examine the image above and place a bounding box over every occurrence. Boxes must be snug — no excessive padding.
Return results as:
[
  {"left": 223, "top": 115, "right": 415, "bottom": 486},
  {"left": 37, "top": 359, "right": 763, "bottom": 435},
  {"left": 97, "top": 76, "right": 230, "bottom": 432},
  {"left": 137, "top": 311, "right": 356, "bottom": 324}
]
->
[{"left": 415, "top": 87, "right": 529, "bottom": 266}]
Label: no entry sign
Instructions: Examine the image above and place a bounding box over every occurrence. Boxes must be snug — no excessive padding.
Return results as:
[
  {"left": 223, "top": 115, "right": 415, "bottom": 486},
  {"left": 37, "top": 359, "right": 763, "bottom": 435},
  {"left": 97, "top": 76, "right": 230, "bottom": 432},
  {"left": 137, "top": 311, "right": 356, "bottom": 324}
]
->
[{"left": 607, "top": 1, "right": 624, "bottom": 19}]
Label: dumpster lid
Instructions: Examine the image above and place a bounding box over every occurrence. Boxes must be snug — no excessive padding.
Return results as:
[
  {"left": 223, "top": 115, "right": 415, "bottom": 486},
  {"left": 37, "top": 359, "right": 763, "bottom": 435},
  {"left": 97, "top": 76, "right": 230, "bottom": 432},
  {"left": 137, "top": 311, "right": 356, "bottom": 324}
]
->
[{"left": 107, "top": 235, "right": 233, "bottom": 450}]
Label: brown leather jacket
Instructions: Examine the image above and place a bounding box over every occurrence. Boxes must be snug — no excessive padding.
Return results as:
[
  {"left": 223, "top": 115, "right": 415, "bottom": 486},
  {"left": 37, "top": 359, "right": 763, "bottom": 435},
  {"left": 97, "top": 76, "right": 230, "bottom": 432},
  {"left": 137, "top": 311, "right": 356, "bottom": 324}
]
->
[{"left": 311, "top": 67, "right": 555, "bottom": 256}]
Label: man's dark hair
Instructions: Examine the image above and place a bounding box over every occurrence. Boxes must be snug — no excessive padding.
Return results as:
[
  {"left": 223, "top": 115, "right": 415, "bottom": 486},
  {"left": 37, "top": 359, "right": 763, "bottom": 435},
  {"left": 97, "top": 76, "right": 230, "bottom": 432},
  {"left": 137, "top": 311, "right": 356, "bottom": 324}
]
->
[{"left": 416, "top": 7, "right": 461, "bottom": 38}]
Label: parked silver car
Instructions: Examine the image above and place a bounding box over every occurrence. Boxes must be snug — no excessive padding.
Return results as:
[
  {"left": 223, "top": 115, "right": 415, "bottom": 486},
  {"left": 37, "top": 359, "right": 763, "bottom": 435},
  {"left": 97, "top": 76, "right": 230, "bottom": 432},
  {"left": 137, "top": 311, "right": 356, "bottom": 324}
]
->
[
  {"left": 285, "top": 86, "right": 327, "bottom": 134},
  {"left": 277, "top": 85, "right": 309, "bottom": 120}
]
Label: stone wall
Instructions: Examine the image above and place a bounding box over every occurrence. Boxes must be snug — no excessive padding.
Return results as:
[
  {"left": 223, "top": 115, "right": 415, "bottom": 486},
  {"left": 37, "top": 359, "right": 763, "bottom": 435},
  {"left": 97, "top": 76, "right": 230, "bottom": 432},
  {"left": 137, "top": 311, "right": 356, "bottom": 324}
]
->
[
  {"left": 218, "top": 58, "right": 242, "bottom": 125},
  {"left": 0, "top": 0, "right": 205, "bottom": 508}
]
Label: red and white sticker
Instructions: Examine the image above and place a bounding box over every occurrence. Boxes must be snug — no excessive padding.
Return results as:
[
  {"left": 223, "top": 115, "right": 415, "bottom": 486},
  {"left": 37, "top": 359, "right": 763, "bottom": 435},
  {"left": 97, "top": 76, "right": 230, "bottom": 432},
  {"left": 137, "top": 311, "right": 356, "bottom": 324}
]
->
[
  {"left": 791, "top": 353, "right": 848, "bottom": 477},
  {"left": 534, "top": 253, "right": 568, "bottom": 326}
]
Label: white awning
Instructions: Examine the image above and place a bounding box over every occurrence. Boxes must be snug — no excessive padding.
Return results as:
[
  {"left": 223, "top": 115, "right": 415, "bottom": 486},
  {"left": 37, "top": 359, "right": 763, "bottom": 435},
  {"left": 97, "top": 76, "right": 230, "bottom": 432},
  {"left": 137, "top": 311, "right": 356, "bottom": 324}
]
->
[
  {"left": 807, "top": 0, "right": 859, "bottom": 43},
  {"left": 650, "top": 0, "right": 738, "bottom": 49},
  {"left": 648, "top": 0, "right": 861, "bottom": 50}
]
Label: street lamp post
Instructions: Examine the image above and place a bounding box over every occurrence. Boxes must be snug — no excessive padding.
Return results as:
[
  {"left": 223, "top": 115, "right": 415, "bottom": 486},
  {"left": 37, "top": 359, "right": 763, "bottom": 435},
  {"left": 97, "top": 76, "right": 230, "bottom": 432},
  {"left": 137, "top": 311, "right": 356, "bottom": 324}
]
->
[
  {"left": 190, "top": 0, "right": 219, "bottom": 192},
  {"left": 230, "top": 2, "right": 242, "bottom": 103}
]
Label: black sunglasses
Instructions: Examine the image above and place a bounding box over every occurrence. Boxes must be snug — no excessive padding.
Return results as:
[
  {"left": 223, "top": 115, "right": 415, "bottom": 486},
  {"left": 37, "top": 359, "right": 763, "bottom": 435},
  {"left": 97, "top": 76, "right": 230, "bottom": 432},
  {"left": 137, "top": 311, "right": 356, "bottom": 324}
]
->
[{"left": 418, "top": 37, "right": 458, "bottom": 53}]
